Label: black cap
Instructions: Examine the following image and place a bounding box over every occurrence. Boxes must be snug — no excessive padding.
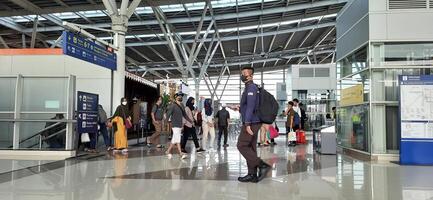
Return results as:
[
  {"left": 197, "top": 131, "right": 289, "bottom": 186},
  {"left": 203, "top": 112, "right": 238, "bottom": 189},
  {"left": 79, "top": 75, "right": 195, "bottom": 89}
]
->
[
  {"left": 241, "top": 66, "right": 254, "bottom": 73},
  {"left": 175, "top": 93, "right": 184, "bottom": 97}
]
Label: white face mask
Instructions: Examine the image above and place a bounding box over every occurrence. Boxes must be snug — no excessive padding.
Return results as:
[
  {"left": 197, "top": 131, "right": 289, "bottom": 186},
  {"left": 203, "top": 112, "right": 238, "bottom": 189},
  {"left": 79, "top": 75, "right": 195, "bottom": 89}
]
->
[{"left": 122, "top": 102, "right": 127, "bottom": 106}]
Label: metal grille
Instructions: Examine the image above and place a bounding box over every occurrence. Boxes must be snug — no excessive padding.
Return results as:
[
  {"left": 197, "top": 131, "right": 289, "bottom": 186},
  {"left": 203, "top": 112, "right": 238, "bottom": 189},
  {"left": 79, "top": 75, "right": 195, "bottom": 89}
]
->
[
  {"left": 388, "top": 0, "right": 427, "bottom": 9},
  {"left": 299, "top": 68, "right": 314, "bottom": 77},
  {"left": 315, "top": 68, "right": 330, "bottom": 77}
]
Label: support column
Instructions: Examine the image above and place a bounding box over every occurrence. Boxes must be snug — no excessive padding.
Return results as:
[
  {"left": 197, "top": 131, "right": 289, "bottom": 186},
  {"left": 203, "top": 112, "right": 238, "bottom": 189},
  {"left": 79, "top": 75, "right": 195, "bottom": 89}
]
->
[{"left": 112, "top": 31, "right": 126, "bottom": 113}]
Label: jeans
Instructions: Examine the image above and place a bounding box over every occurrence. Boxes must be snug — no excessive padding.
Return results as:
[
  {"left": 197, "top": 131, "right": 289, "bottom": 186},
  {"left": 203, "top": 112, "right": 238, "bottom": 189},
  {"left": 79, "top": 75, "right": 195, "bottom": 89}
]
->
[
  {"left": 89, "top": 132, "right": 97, "bottom": 149},
  {"left": 99, "top": 122, "right": 111, "bottom": 147}
]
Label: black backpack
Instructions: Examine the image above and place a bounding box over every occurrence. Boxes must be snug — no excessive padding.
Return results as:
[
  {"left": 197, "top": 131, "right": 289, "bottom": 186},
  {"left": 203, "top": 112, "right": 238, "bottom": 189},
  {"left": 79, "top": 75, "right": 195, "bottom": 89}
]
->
[{"left": 255, "top": 85, "right": 279, "bottom": 124}]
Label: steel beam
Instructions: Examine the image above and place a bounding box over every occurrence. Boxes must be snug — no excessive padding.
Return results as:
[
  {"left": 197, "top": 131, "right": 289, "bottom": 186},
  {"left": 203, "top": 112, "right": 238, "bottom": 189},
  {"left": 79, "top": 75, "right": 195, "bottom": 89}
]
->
[
  {"left": 0, "top": 35, "right": 9, "bottom": 48},
  {"left": 50, "top": 35, "right": 63, "bottom": 48},
  {"left": 126, "top": 22, "right": 335, "bottom": 46},
  {"left": 129, "top": 46, "right": 152, "bottom": 61},
  {"left": 102, "top": 0, "right": 118, "bottom": 17},
  {"left": 30, "top": 16, "right": 38, "bottom": 48},
  {"left": 15, "top": 0, "right": 345, "bottom": 32},
  {"left": 138, "top": 49, "right": 334, "bottom": 71},
  {"left": 126, "top": 0, "right": 142, "bottom": 18},
  {"left": 153, "top": 6, "right": 185, "bottom": 74},
  {"left": 74, "top": 12, "right": 94, "bottom": 24}
]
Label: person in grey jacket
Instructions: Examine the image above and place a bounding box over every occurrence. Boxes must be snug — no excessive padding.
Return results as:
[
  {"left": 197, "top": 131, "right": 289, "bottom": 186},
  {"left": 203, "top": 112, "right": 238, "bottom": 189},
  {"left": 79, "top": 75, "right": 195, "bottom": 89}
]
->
[{"left": 165, "top": 93, "right": 190, "bottom": 159}]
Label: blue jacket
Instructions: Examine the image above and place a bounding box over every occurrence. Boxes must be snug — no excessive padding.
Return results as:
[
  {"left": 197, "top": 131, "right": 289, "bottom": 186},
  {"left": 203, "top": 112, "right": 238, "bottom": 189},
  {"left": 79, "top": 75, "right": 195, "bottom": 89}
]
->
[{"left": 240, "top": 81, "right": 260, "bottom": 125}]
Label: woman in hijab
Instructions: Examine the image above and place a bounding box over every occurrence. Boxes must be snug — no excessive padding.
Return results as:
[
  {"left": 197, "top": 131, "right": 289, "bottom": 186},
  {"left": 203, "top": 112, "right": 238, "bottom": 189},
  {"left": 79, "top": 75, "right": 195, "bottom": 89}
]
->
[
  {"left": 110, "top": 97, "right": 131, "bottom": 153},
  {"left": 201, "top": 98, "right": 215, "bottom": 151},
  {"left": 181, "top": 97, "right": 205, "bottom": 153}
]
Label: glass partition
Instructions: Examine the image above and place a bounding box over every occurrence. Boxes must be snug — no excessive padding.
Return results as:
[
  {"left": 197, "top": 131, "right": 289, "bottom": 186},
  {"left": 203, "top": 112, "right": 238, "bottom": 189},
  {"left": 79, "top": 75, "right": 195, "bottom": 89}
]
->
[
  {"left": 0, "top": 75, "right": 75, "bottom": 151},
  {"left": 0, "top": 77, "right": 16, "bottom": 149}
]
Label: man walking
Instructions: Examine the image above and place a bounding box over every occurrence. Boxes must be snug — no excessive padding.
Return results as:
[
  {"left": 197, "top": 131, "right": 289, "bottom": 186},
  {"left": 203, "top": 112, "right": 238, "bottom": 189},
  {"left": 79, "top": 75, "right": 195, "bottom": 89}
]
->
[
  {"left": 237, "top": 66, "right": 271, "bottom": 183},
  {"left": 216, "top": 103, "right": 230, "bottom": 149},
  {"left": 149, "top": 96, "right": 164, "bottom": 148}
]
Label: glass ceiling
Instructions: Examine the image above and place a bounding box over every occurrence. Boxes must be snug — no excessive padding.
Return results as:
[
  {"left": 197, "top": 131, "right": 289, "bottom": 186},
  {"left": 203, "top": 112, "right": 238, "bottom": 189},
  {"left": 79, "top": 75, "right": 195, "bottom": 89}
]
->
[{"left": 6, "top": 0, "right": 279, "bottom": 23}]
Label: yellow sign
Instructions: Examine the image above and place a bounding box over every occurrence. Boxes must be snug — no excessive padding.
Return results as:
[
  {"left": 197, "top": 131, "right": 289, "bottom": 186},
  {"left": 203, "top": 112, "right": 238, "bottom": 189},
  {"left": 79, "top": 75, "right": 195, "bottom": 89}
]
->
[{"left": 340, "top": 84, "right": 364, "bottom": 106}]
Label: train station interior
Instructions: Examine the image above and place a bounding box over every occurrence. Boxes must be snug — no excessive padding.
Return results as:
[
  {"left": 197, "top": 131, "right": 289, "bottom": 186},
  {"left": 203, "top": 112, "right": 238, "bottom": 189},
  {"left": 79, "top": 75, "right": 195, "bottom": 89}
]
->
[{"left": 1, "top": 0, "right": 433, "bottom": 199}]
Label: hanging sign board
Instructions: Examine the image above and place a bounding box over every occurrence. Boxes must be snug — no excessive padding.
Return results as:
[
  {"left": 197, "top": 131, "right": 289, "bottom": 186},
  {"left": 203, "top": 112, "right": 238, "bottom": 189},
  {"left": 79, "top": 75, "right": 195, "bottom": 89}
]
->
[
  {"left": 62, "top": 31, "right": 117, "bottom": 70},
  {"left": 399, "top": 75, "right": 433, "bottom": 165},
  {"left": 340, "top": 84, "right": 364, "bottom": 106},
  {"left": 77, "top": 91, "right": 99, "bottom": 134}
]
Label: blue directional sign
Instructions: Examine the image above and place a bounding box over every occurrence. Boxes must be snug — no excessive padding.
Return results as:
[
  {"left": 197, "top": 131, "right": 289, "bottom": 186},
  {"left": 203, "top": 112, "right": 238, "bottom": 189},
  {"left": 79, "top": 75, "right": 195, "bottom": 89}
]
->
[
  {"left": 399, "top": 75, "right": 433, "bottom": 165},
  {"left": 77, "top": 91, "right": 99, "bottom": 134},
  {"left": 62, "top": 31, "right": 117, "bottom": 70}
]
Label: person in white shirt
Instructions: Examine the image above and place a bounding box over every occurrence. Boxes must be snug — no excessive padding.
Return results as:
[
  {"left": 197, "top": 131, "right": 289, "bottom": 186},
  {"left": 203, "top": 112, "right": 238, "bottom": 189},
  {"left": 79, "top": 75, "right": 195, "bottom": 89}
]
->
[{"left": 201, "top": 99, "right": 216, "bottom": 151}]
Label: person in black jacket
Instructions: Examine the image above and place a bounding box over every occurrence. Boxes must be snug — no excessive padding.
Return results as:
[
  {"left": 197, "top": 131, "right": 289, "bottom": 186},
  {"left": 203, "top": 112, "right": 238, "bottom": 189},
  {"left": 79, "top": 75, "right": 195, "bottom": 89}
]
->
[
  {"left": 216, "top": 103, "right": 230, "bottom": 149},
  {"left": 299, "top": 103, "right": 307, "bottom": 130}
]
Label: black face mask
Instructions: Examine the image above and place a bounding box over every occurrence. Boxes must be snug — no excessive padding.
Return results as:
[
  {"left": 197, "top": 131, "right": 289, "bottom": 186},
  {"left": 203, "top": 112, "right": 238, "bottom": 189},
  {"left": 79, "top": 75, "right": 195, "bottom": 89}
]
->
[{"left": 241, "top": 75, "right": 248, "bottom": 82}]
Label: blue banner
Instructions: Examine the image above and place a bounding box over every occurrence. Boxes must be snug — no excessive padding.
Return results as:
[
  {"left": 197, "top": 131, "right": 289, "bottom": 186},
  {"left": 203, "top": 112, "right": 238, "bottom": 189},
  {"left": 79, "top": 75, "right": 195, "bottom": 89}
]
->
[
  {"left": 399, "top": 75, "right": 433, "bottom": 165},
  {"left": 62, "top": 31, "right": 117, "bottom": 70},
  {"left": 77, "top": 91, "right": 99, "bottom": 134}
]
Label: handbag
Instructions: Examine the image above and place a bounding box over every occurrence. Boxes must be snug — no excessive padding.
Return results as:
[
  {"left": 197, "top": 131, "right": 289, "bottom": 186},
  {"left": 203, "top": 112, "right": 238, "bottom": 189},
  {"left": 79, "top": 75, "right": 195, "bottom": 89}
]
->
[
  {"left": 288, "top": 129, "right": 297, "bottom": 142},
  {"left": 81, "top": 132, "right": 90, "bottom": 143},
  {"left": 269, "top": 126, "right": 279, "bottom": 139}
]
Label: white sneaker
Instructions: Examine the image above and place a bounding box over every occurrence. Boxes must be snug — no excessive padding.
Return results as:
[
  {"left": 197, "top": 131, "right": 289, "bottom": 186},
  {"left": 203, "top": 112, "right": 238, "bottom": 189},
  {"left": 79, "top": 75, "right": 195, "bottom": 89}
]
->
[
  {"left": 167, "top": 154, "right": 173, "bottom": 159},
  {"left": 181, "top": 154, "right": 188, "bottom": 159},
  {"left": 121, "top": 149, "right": 128, "bottom": 153}
]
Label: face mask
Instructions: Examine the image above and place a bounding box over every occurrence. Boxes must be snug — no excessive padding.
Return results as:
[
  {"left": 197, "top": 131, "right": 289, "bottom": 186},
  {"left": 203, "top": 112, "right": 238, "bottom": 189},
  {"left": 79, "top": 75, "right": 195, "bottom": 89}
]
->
[
  {"left": 122, "top": 102, "right": 127, "bottom": 106},
  {"left": 241, "top": 75, "right": 248, "bottom": 82}
]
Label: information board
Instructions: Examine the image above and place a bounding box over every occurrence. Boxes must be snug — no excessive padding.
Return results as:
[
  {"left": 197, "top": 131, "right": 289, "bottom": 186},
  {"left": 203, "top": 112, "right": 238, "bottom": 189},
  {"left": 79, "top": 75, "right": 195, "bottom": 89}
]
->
[
  {"left": 77, "top": 91, "right": 99, "bottom": 134},
  {"left": 399, "top": 75, "right": 433, "bottom": 165},
  {"left": 340, "top": 84, "right": 364, "bottom": 106},
  {"left": 62, "top": 31, "right": 116, "bottom": 70}
]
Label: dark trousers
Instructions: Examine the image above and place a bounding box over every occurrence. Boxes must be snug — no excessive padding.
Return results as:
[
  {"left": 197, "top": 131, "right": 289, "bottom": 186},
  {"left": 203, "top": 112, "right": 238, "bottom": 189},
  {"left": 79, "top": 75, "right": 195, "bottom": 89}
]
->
[
  {"left": 181, "top": 126, "right": 200, "bottom": 150},
  {"left": 218, "top": 126, "right": 228, "bottom": 146},
  {"left": 89, "top": 132, "right": 97, "bottom": 149},
  {"left": 99, "top": 122, "right": 111, "bottom": 147},
  {"left": 237, "top": 123, "right": 262, "bottom": 175}
]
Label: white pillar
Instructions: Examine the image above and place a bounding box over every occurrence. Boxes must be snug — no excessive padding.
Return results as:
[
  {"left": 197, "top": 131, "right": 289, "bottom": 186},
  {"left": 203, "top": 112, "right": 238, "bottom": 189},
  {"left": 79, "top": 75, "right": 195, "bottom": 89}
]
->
[{"left": 112, "top": 31, "right": 126, "bottom": 113}]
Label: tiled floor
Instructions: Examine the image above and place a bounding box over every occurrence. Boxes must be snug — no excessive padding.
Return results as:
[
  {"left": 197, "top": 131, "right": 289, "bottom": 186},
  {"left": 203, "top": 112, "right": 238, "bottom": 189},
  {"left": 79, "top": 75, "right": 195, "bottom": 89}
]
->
[{"left": 0, "top": 137, "right": 432, "bottom": 200}]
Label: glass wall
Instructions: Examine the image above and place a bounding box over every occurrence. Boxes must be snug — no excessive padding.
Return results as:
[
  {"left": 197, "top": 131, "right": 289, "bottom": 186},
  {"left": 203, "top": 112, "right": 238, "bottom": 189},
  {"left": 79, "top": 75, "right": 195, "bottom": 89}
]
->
[
  {"left": 0, "top": 75, "right": 75, "bottom": 150},
  {"left": 337, "top": 46, "right": 370, "bottom": 153},
  {"left": 337, "top": 42, "right": 433, "bottom": 155},
  {"left": 0, "top": 77, "right": 16, "bottom": 148}
]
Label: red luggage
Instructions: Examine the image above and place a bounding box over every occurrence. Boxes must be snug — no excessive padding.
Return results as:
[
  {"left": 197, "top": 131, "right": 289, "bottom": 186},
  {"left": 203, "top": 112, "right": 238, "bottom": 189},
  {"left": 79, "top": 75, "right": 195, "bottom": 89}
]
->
[{"left": 296, "top": 130, "right": 306, "bottom": 144}]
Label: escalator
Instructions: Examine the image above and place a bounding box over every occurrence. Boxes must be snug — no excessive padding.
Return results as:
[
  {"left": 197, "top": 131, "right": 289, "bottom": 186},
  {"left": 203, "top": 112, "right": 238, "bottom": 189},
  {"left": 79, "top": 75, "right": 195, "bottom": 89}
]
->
[{"left": 10, "top": 122, "right": 67, "bottom": 149}]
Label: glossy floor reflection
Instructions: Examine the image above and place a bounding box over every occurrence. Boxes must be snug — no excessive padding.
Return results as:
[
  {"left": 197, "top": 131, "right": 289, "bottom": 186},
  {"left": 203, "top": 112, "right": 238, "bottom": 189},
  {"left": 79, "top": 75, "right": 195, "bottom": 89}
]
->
[{"left": 0, "top": 137, "right": 432, "bottom": 200}]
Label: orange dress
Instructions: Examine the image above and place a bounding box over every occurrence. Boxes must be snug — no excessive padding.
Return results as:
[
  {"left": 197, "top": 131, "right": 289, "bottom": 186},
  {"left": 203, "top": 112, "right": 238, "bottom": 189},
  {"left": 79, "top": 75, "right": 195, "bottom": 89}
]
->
[{"left": 112, "top": 116, "right": 128, "bottom": 149}]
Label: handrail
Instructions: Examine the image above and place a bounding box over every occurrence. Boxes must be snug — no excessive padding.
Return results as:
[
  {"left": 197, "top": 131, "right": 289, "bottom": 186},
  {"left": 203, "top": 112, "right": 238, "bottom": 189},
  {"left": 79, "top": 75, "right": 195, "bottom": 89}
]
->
[
  {"left": 43, "top": 129, "right": 66, "bottom": 141},
  {"left": 28, "top": 128, "right": 66, "bottom": 149},
  {"left": 8, "top": 122, "right": 63, "bottom": 148}
]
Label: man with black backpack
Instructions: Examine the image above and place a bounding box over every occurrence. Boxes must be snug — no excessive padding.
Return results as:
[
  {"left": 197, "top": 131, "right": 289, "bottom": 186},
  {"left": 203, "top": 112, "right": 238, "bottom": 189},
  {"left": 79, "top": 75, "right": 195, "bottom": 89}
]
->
[{"left": 237, "top": 66, "right": 271, "bottom": 183}]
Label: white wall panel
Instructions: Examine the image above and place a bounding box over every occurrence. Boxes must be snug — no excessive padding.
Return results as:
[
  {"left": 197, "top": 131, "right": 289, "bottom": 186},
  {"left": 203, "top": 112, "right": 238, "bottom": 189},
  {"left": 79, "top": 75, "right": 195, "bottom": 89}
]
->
[
  {"left": 0, "top": 56, "right": 12, "bottom": 75},
  {"left": 10, "top": 55, "right": 65, "bottom": 75}
]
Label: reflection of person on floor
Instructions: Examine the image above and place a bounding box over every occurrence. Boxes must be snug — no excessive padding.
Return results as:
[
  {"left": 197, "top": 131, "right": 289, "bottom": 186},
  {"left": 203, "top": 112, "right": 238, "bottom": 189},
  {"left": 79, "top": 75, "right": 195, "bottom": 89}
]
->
[
  {"left": 111, "top": 153, "right": 129, "bottom": 198},
  {"left": 43, "top": 114, "right": 66, "bottom": 148}
]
